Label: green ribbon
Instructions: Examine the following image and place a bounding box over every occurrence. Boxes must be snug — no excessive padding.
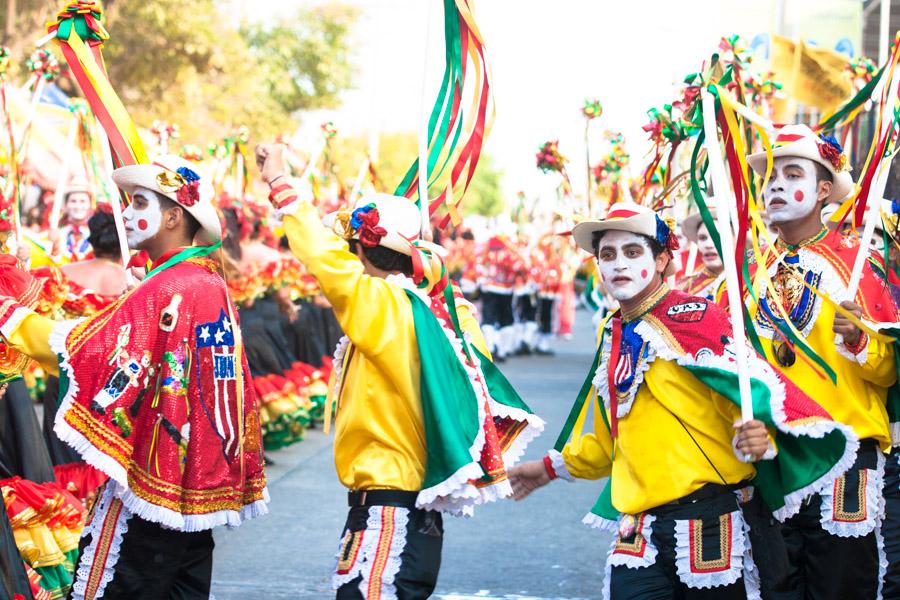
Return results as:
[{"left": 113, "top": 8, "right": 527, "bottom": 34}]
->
[{"left": 144, "top": 242, "right": 222, "bottom": 282}]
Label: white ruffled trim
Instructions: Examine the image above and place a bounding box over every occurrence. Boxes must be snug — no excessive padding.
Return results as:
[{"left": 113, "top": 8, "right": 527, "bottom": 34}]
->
[
  {"left": 582, "top": 511, "right": 620, "bottom": 534},
  {"left": 891, "top": 422, "right": 900, "bottom": 448},
  {"left": 607, "top": 513, "right": 658, "bottom": 569},
  {"left": 731, "top": 434, "right": 777, "bottom": 463},
  {"left": 820, "top": 448, "right": 885, "bottom": 538},
  {"left": 601, "top": 535, "right": 616, "bottom": 600},
  {"left": 876, "top": 448, "right": 889, "bottom": 600},
  {"left": 632, "top": 318, "right": 860, "bottom": 522},
  {"left": 274, "top": 199, "right": 304, "bottom": 219},
  {"left": 547, "top": 449, "right": 574, "bottom": 482},
  {"left": 740, "top": 509, "right": 763, "bottom": 600},
  {"left": 594, "top": 320, "right": 655, "bottom": 420},
  {"left": 331, "top": 506, "right": 409, "bottom": 600},
  {"left": 329, "top": 335, "right": 351, "bottom": 405},
  {"left": 51, "top": 319, "right": 270, "bottom": 532},
  {"left": 673, "top": 509, "right": 747, "bottom": 589},
  {"left": 0, "top": 305, "right": 33, "bottom": 339},
  {"left": 834, "top": 328, "right": 871, "bottom": 364},
  {"left": 71, "top": 484, "right": 131, "bottom": 600},
  {"left": 480, "top": 284, "right": 514, "bottom": 295}
]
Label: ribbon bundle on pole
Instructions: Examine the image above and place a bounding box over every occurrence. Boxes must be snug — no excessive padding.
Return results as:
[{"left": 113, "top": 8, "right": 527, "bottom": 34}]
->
[
  {"left": 394, "top": 0, "right": 494, "bottom": 229},
  {"left": 48, "top": 0, "right": 148, "bottom": 174}
]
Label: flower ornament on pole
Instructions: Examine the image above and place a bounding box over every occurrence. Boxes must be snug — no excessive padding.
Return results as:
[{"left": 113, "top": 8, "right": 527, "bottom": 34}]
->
[
  {"left": 150, "top": 120, "right": 180, "bottom": 155},
  {"left": 582, "top": 98, "right": 603, "bottom": 120},
  {"left": 26, "top": 49, "right": 60, "bottom": 88}
]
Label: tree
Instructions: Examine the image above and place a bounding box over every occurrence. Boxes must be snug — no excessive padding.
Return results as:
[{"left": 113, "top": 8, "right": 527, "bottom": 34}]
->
[
  {"left": 243, "top": 4, "right": 357, "bottom": 114},
  {"left": 462, "top": 155, "right": 505, "bottom": 218}
]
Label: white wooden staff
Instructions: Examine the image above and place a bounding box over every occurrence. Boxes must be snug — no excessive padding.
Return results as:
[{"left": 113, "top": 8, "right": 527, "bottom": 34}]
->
[
  {"left": 417, "top": 0, "right": 434, "bottom": 236},
  {"left": 701, "top": 89, "right": 754, "bottom": 426},
  {"left": 50, "top": 114, "right": 79, "bottom": 230}
]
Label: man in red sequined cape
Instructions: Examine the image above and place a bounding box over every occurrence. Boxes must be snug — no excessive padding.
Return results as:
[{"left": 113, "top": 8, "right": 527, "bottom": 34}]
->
[{"left": 0, "top": 156, "right": 266, "bottom": 599}]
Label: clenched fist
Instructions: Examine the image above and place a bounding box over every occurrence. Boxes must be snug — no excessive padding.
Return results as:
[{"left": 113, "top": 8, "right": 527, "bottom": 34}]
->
[{"left": 255, "top": 143, "right": 287, "bottom": 185}]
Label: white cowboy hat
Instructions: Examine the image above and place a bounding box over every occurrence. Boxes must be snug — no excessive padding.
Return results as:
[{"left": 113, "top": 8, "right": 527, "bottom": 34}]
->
[
  {"left": 681, "top": 201, "right": 717, "bottom": 243},
  {"left": 323, "top": 193, "right": 446, "bottom": 257},
  {"left": 111, "top": 155, "right": 221, "bottom": 242},
  {"left": 572, "top": 202, "right": 677, "bottom": 277},
  {"left": 746, "top": 124, "right": 854, "bottom": 204}
]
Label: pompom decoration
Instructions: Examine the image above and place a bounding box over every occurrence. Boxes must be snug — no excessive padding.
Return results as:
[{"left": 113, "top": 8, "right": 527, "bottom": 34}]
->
[
  {"left": 582, "top": 98, "right": 603, "bottom": 120},
  {"left": 321, "top": 121, "right": 337, "bottom": 139},
  {"left": 655, "top": 215, "right": 680, "bottom": 251},
  {"left": 180, "top": 144, "right": 204, "bottom": 162},
  {"left": 536, "top": 140, "right": 568, "bottom": 174},
  {"left": 26, "top": 48, "right": 60, "bottom": 83},
  {"left": 150, "top": 120, "right": 179, "bottom": 140},
  {"left": 818, "top": 135, "right": 849, "bottom": 172},
  {"left": 846, "top": 56, "right": 877, "bottom": 93},
  {"left": 349, "top": 204, "right": 387, "bottom": 248},
  {"left": 743, "top": 70, "right": 783, "bottom": 107}
]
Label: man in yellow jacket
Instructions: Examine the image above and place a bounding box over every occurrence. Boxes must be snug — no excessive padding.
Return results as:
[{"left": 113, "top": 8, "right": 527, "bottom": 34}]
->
[
  {"left": 744, "top": 124, "right": 900, "bottom": 598},
  {"left": 509, "top": 202, "right": 857, "bottom": 599},
  {"left": 256, "top": 144, "right": 543, "bottom": 599}
]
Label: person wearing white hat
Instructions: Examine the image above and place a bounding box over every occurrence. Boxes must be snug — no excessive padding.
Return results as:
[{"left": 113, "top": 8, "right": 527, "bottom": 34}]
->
[
  {"left": 746, "top": 124, "right": 900, "bottom": 598},
  {"left": 256, "top": 143, "right": 543, "bottom": 599},
  {"left": 678, "top": 207, "right": 726, "bottom": 303},
  {"left": 508, "top": 202, "right": 857, "bottom": 599},
  {"left": 0, "top": 155, "right": 267, "bottom": 598},
  {"left": 49, "top": 180, "right": 94, "bottom": 264}
]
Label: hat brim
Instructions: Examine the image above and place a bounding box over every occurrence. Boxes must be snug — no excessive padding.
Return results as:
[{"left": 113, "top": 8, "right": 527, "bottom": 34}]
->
[
  {"left": 681, "top": 210, "right": 716, "bottom": 243},
  {"left": 112, "top": 165, "right": 222, "bottom": 242},
  {"left": 747, "top": 146, "right": 854, "bottom": 205},
  {"left": 322, "top": 211, "right": 447, "bottom": 257}
]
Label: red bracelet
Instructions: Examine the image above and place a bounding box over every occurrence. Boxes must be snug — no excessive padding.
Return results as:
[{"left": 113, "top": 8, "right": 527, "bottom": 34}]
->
[
  {"left": 268, "top": 183, "right": 297, "bottom": 211},
  {"left": 844, "top": 332, "right": 868, "bottom": 355},
  {"left": 542, "top": 455, "right": 558, "bottom": 480}
]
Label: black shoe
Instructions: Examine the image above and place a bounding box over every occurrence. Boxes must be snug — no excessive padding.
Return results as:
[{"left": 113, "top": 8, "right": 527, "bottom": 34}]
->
[{"left": 264, "top": 454, "right": 275, "bottom": 466}]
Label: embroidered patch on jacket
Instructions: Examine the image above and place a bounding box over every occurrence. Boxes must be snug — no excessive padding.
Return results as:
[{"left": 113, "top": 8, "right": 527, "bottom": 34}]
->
[{"left": 666, "top": 301, "right": 707, "bottom": 323}]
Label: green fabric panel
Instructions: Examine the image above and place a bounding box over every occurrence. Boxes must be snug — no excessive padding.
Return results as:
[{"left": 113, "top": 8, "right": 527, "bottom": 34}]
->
[
  {"left": 590, "top": 478, "right": 619, "bottom": 522},
  {"left": 406, "top": 291, "right": 482, "bottom": 489},
  {"left": 554, "top": 343, "right": 604, "bottom": 451},
  {"left": 471, "top": 346, "right": 532, "bottom": 414}
]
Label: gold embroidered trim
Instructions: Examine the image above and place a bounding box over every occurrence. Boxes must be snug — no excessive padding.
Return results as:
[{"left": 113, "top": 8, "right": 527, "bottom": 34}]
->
[
  {"left": 85, "top": 497, "right": 124, "bottom": 599},
  {"left": 691, "top": 513, "right": 731, "bottom": 572},
  {"left": 336, "top": 530, "right": 365, "bottom": 574},
  {"left": 622, "top": 284, "right": 669, "bottom": 322},
  {"left": 641, "top": 314, "right": 687, "bottom": 356},
  {"left": 615, "top": 513, "right": 648, "bottom": 556},
  {"left": 834, "top": 469, "right": 867, "bottom": 523},
  {"left": 367, "top": 506, "right": 397, "bottom": 600}
]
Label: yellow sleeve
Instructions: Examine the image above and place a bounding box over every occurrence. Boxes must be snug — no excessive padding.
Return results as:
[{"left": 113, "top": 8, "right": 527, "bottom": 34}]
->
[
  {"left": 456, "top": 297, "right": 491, "bottom": 359},
  {"left": 2, "top": 310, "right": 58, "bottom": 375},
  {"left": 857, "top": 334, "right": 898, "bottom": 388},
  {"left": 281, "top": 201, "right": 409, "bottom": 357},
  {"left": 561, "top": 389, "right": 613, "bottom": 480}
]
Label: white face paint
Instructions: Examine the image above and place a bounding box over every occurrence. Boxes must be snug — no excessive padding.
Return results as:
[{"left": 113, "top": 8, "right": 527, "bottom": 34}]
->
[
  {"left": 122, "top": 188, "right": 163, "bottom": 249},
  {"left": 763, "top": 157, "right": 821, "bottom": 225},
  {"left": 596, "top": 230, "right": 657, "bottom": 302},
  {"left": 696, "top": 223, "right": 723, "bottom": 272},
  {"left": 64, "top": 192, "right": 92, "bottom": 223}
]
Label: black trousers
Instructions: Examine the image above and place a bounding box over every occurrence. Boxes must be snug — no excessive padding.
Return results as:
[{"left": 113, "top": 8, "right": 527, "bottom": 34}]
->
[
  {"left": 335, "top": 505, "right": 442, "bottom": 600},
  {"left": 882, "top": 448, "right": 900, "bottom": 599},
  {"left": 69, "top": 515, "right": 214, "bottom": 600},
  {"left": 781, "top": 442, "right": 880, "bottom": 600}
]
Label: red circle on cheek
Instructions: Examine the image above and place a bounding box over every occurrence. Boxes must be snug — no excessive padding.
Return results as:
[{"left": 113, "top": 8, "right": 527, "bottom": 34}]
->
[
  {"left": 137, "top": 219, "right": 148, "bottom": 231},
  {"left": 793, "top": 190, "right": 804, "bottom": 202},
  {"left": 640, "top": 269, "right": 648, "bottom": 278}
]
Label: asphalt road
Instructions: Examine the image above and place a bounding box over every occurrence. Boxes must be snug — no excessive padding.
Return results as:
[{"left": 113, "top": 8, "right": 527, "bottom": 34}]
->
[{"left": 211, "top": 312, "right": 612, "bottom": 599}]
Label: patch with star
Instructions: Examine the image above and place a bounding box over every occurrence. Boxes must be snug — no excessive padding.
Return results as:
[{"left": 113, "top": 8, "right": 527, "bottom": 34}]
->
[
  {"left": 194, "top": 308, "right": 241, "bottom": 462},
  {"left": 665, "top": 301, "right": 707, "bottom": 323}
]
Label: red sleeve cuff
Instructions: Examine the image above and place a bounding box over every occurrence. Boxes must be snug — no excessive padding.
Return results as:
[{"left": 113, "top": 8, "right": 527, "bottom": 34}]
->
[
  {"left": 268, "top": 183, "right": 298, "bottom": 211},
  {"left": 542, "top": 455, "right": 558, "bottom": 480},
  {"left": 844, "top": 332, "right": 868, "bottom": 355}
]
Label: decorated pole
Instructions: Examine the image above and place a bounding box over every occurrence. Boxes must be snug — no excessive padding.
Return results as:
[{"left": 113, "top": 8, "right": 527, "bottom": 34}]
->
[
  {"left": 700, "top": 88, "right": 754, "bottom": 426},
  {"left": 582, "top": 99, "right": 602, "bottom": 216},
  {"left": 96, "top": 121, "right": 130, "bottom": 268},
  {"left": 847, "top": 47, "right": 900, "bottom": 297},
  {"left": 417, "top": 0, "right": 434, "bottom": 236}
]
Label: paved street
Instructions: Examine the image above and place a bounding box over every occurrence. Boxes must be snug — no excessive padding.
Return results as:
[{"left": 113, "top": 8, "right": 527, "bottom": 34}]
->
[{"left": 211, "top": 311, "right": 612, "bottom": 599}]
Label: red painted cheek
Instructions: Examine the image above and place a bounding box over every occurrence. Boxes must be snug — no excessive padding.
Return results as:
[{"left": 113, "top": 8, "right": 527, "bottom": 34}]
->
[
  {"left": 640, "top": 269, "right": 648, "bottom": 278},
  {"left": 137, "top": 219, "right": 148, "bottom": 231},
  {"left": 793, "top": 190, "right": 805, "bottom": 202}
]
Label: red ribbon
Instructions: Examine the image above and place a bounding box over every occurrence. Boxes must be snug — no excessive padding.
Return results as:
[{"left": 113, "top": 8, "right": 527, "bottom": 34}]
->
[{"left": 607, "top": 317, "right": 622, "bottom": 439}]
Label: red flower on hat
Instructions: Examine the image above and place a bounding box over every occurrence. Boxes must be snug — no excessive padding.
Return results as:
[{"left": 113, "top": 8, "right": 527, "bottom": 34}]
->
[
  {"left": 818, "top": 135, "right": 844, "bottom": 171},
  {"left": 356, "top": 207, "right": 387, "bottom": 248},
  {"left": 176, "top": 182, "right": 200, "bottom": 207}
]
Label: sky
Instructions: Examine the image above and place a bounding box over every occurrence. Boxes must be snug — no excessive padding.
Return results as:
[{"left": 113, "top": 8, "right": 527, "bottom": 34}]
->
[{"left": 247, "top": 0, "right": 864, "bottom": 202}]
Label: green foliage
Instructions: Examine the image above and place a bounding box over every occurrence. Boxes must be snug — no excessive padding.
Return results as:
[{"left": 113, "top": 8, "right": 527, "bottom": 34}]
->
[
  {"left": 462, "top": 155, "right": 505, "bottom": 218},
  {"left": 243, "top": 4, "right": 358, "bottom": 114}
]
